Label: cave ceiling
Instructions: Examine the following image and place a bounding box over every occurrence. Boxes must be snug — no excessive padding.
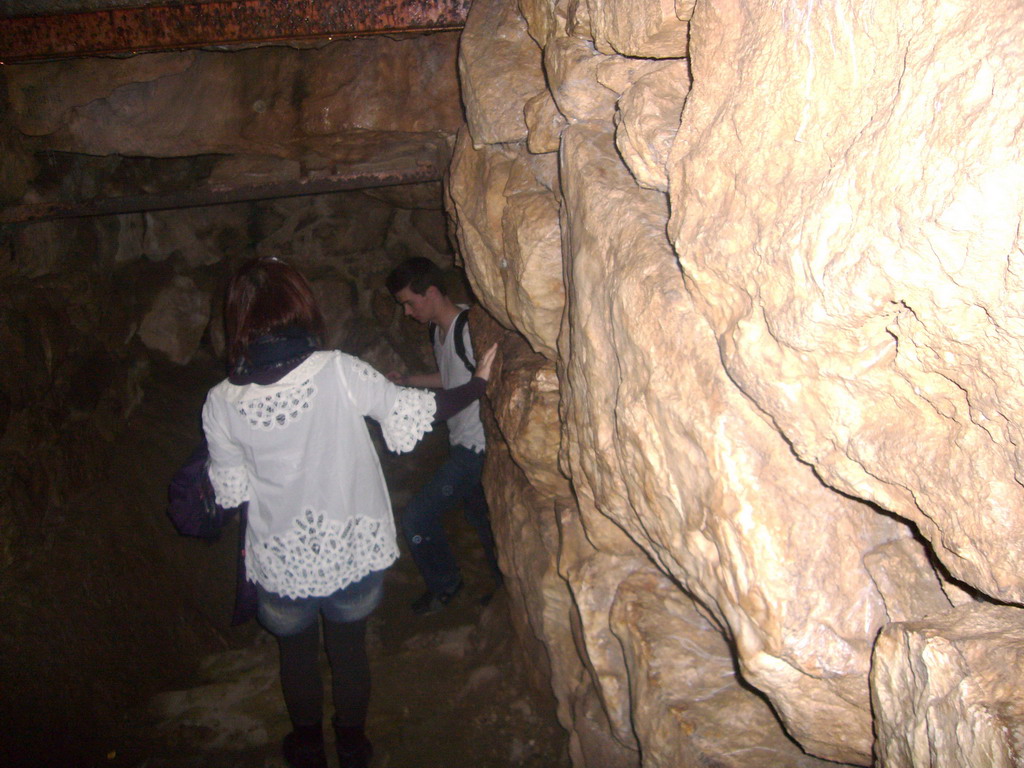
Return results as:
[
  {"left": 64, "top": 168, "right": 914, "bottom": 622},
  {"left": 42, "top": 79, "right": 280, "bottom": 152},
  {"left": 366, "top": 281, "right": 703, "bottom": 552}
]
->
[{"left": 1, "top": 1, "right": 468, "bottom": 223}]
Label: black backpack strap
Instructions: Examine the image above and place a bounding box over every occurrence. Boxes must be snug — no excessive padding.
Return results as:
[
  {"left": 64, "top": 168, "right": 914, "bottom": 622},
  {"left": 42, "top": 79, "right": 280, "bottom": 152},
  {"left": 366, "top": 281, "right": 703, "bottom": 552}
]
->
[
  {"left": 429, "top": 312, "right": 476, "bottom": 374},
  {"left": 452, "top": 311, "right": 476, "bottom": 374}
]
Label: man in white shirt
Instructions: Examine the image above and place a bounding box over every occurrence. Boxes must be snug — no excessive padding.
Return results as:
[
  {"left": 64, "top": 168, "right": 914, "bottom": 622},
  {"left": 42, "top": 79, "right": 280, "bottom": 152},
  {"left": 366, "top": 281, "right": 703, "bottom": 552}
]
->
[{"left": 386, "top": 258, "right": 502, "bottom": 614}]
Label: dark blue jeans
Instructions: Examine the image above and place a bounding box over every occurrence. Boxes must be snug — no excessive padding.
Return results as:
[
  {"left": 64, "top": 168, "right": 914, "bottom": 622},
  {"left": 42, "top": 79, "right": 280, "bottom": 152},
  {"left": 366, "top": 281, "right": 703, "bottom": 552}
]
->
[
  {"left": 256, "top": 570, "right": 385, "bottom": 637},
  {"left": 402, "top": 444, "right": 499, "bottom": 595},
  {"left": 255, "top": 570, "right": 385, "bottom": 730}
]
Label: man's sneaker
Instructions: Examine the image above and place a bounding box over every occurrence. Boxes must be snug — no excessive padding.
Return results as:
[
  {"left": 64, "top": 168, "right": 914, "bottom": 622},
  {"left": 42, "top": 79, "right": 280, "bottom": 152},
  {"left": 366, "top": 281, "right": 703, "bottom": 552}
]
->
[{"left": 411, "top": 578, "right": 463, "bottom": 615}]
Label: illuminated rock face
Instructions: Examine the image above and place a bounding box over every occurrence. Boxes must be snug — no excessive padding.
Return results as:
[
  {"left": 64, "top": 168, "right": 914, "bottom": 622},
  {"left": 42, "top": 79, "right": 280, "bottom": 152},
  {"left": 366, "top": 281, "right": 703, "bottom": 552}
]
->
[
  {"left": 449, "top": 0, "right": 1024, "bottom": 765},
  {"left": 872, "top": 604, "right": 1024, "bottom": 768}
]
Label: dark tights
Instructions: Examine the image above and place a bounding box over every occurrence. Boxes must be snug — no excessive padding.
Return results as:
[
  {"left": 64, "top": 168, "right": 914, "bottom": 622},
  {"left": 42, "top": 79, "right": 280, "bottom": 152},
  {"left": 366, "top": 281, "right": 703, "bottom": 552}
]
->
[{"left": 276, "top": 616, "right": 370, "bottom": 730}]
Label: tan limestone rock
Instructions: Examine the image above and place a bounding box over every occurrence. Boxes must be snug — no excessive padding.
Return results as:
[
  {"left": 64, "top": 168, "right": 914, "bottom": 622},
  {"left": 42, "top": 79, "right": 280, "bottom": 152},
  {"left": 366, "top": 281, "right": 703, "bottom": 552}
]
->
[
  {"left": 566, "top": 688, "right": 637, "bottom": 768},
  {"left": 447, "top": 130, "right": 564, "bottom": 360},
  {"left": 542, "top": 31, "right": 671, "bottom": 128},
  {"left": 589, "top": 0, "right": 690, "bottom": 58},
  {"left": 446, "top": 136, "right": 517, "bottom": 331},
  {"left": 872, "top": 603, "right": 1024, "bottom": 767},
  {"left": 593, "top": 56, "right": 678, "bottom": 100},
  {"left": 298, "top": 35, "right": 462, "bottom": 135},
  {"left": 485, "top": 329, "right": 568, "bottom": 500},
  {"left": 565, "top": 0, "right": 594, "bottom": 41},
  {"left": 459, "top": 0, "right": 547, "bottom": 147},
  {"left": 481, "top": 424, "right": 568, "bottom": 669},
  {"left": 863, "top": 537, "right": 963, "bottom": 624},
  {"left": 562, "top": 550, "right": 646, "bottom": 751},
  {"left": 483, "top": 441, "right": 573, "bottom": 701},
  {"left": 495, "top": 187, "right": 564, "bottom": 358},
  {"left": 669, "top": 0, "right": 1024, "bottom": 605},
  {"left": 612, "top": 568, "right": 847, "bottom": 767},
  {"left": 454, "top": 0, "right": 1024, "bottom": 764},
  {"left": 543, "top": 36, "right": 621, "bottom": 123},
  {"left": 518, "top": 0, "right": 567, "bottom": 48},
  {"left": 4, "top": 52, "right": 194, "bottom": 138},
  {"left": 137, "top": 275, "right": 211, "bottom": 365},
  {"left": 474, "top": 309, "right": 638, "bottom": 767},
  {"left": 21, "top": 49, "right": 295, "bottom": 156},
  {"left": 675, "top": 0, "right": 696, "bottom": 23},
  {"left": 472, "top": 325, "right": 586, "bottom": 750},
  {"left": 555, "top": 507, "right": 644, "bottom": 768},
  {"left": 559, "top": 121, "right": 906, "bottom": 764},
  {"left": 524, "top": 91, "right": 567, "bottom": 154},
  {"left": 615, "top": 59, "right": 690, "bottom": 191}
]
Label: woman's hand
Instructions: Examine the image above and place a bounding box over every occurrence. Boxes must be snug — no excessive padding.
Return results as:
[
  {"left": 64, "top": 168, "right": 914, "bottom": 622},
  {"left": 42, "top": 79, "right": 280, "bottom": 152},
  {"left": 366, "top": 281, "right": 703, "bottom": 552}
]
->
[{"left": 475, "top": 343, "right": 498, "bottom": 381}]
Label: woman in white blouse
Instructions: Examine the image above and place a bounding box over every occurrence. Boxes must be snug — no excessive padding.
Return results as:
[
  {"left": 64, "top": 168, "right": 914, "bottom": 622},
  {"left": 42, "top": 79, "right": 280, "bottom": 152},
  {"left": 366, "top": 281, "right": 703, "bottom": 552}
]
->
[{"left": 203, "top": 257, "right": 495, "bottom": 768}]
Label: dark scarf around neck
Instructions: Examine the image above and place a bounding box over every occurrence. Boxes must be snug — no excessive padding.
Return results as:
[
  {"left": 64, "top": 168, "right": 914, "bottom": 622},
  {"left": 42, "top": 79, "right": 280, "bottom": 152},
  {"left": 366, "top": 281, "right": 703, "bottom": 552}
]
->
[{"left": 230, "top": 326, "right": 320, "bottom": 386}]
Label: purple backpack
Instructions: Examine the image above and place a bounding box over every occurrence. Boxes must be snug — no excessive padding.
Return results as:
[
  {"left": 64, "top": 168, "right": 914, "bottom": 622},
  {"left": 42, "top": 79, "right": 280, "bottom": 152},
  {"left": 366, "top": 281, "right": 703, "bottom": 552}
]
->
[
  {"left": 167, "top": 439, "right": 242, "bottom": 537},
  {"left": 167, "top": 440, "right": 256, "bottom": 624}
]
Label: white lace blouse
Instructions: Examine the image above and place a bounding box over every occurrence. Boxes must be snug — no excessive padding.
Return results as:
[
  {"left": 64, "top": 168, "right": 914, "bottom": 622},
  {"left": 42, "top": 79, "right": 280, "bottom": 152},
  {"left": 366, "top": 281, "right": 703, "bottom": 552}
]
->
[{"left": 202, "top": 351, "right": 437, "bottom": 599}]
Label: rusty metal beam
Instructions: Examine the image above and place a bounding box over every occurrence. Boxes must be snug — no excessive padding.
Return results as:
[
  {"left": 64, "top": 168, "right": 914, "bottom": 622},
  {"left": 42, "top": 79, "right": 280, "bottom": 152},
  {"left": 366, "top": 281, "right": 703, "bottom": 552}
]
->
[
  {"left": 0, "top": 0, "right": 470, "bottom": 63},
  {"left": 0, "top": 159, "right": 445, "bottom": 225}
]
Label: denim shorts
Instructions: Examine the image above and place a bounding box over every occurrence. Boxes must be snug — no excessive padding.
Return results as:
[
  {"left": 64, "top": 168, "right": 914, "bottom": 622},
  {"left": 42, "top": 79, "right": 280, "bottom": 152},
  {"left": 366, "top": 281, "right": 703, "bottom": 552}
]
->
[{"left": 256, "top": 570, "right": 385, "bottom": 637}]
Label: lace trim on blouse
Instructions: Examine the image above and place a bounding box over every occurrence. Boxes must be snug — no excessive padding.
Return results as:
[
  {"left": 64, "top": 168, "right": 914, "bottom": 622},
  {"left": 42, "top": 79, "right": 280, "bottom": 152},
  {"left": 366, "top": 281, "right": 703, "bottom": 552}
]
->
[
  {"left": 381, "top": 387, "right": 436, "bottom": 454},
  {"left": 236, "top": 380, "right": 318, "bottom": 430},
  {"left": 247, "top": 510, "right": 399, "bottom": 599},
  {"left": 208, "top": 464, "right": 250, "bottom": 508},
  {"left": 349, "top": 357, "right": 383, "bottom": 383}
]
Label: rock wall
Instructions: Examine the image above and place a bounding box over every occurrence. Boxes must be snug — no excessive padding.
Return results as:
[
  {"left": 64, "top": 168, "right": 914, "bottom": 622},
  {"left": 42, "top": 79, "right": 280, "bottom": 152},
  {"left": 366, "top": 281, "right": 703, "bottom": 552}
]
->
[{"left": 448, "top": 0, "right": 1024, "bottom": 765}]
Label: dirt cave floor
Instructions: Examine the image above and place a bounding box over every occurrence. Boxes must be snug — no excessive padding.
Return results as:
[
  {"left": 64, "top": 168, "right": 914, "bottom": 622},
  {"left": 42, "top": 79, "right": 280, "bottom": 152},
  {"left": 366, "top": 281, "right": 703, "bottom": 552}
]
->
[{"left": 0, "top": 355, "right": 570, "bottom": 768}]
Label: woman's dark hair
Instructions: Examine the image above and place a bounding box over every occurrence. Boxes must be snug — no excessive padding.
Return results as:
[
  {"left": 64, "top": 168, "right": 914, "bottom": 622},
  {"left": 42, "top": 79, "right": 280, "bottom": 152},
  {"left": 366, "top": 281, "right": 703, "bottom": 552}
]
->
[{"left": 224, "top": 257, "right": 325, "bottom": 368}]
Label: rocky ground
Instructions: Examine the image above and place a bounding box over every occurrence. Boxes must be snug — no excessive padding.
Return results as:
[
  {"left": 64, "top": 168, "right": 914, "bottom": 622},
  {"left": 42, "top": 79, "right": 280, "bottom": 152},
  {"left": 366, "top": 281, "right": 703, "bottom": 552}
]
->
[{"left": 1, "top": 354, "right": 569, "bottom": 768}]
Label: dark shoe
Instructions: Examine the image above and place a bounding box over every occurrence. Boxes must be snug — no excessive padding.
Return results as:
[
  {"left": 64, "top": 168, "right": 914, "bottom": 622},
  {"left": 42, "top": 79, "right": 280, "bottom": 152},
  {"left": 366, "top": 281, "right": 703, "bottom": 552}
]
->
[
  {"left": 282, "top": 723, "right": 328, "bottom": 768},
  {"left": 335, "top": 724, "right": 373, "bottom": 768},
  {"left": 410, "top": 578, "right": 463, "bottom": 615}
]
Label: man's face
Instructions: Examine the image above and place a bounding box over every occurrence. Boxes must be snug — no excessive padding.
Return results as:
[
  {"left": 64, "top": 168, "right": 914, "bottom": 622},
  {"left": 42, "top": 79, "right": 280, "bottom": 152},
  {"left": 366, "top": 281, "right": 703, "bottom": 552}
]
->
[{"left": 394, "top": 286, "right": 435, "bottom": 325}]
